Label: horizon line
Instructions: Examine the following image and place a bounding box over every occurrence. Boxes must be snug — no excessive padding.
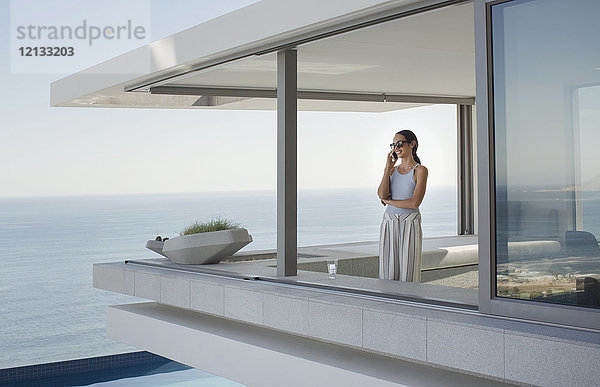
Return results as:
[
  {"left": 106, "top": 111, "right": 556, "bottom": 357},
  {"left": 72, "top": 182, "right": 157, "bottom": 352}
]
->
[{"left": 0, "top": 185, "right": 457, "bottom": 200}]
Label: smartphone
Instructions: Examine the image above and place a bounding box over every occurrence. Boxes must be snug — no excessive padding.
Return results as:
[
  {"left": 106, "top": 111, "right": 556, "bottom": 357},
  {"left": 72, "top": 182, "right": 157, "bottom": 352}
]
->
[{"left": 391, "top": 152, "right": 398, "bottom": 162}]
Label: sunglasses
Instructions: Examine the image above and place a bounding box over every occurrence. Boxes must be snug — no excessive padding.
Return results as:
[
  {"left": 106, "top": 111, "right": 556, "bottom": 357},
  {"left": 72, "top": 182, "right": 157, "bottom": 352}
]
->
[{"left": 390, "top": 140, "right": 410, "bottom": 149}]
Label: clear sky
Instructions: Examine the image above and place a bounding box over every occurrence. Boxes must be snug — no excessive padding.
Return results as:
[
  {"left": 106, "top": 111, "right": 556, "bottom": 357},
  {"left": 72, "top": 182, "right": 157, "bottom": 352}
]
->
[{"left": 0, "top": 0, "right": 457, "bottom": 198}]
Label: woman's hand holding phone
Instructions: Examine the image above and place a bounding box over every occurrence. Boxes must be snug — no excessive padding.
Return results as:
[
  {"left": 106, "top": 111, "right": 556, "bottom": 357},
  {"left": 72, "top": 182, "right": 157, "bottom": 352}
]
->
[{"left": 386, "top": 149, "right": 397, "bottom": 170}]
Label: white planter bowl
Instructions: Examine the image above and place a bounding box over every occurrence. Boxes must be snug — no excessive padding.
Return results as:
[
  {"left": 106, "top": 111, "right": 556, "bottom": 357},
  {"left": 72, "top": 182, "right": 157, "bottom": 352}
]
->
[
  {"left": 162, "top": 228, "right": 252, "bottom": 265},
  {"left": 145, "top": 240, "right": 167, "bottom": 257}
]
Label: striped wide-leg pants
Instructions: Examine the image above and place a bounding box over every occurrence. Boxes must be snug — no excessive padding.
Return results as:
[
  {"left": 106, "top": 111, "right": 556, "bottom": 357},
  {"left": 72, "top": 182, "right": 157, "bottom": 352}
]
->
[{"left": 379, "top": 212, "right": 423, "bottom": 282}]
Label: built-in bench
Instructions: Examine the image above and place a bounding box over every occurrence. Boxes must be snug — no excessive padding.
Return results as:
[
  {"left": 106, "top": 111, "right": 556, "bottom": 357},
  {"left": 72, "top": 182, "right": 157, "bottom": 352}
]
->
[{"left": 294, "top": 238, "right": 562, "bottom": 279}]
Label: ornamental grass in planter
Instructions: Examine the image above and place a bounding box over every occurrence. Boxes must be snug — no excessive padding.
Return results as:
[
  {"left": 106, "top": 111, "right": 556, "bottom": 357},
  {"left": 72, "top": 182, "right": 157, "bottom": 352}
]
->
[
  {"left": 180, "top": 217, "right": 240, "bottom": 235},
  {"left": 146, "top": 217, "right": 252, "bottom": 265}
]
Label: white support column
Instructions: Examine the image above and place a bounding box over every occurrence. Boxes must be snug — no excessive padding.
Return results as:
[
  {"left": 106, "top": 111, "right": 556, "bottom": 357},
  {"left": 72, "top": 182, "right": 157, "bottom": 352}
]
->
[{"left": 277, "top": 49, "right": 297, "bottom": 277}]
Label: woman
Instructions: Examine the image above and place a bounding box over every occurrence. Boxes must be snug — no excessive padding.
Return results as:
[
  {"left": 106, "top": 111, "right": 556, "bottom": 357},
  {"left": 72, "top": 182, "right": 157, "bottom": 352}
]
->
[{"left": 377, "top": 130, "right": 428, "bottom": 282}]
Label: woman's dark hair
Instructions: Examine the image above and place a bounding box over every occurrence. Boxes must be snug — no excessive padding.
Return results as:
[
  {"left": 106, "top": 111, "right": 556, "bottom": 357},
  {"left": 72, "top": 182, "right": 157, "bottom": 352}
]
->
[{"left": 396, "top": 129, "right": 421, "bottom": 164}]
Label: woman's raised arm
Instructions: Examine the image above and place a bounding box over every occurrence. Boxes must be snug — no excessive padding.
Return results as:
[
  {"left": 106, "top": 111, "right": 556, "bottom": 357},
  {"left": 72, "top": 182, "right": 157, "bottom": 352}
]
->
[{"left": 377, "top": 150, "right": 396, "bottom": 200}]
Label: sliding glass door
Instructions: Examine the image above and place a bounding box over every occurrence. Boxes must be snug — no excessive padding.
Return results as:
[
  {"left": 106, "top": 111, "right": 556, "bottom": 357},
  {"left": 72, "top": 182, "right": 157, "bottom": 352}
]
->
[{"left": 478, "top": 0, "right": 600, "bottom": 327}]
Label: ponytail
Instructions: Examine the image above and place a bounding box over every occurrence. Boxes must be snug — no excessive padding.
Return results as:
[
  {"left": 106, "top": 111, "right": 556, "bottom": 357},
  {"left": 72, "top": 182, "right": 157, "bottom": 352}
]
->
[
  {"left": 412, "top": 148, "right": 421, "bottom": 165},
  {"left": 396, "top": 130, "right": 421, "bottom": 164}
]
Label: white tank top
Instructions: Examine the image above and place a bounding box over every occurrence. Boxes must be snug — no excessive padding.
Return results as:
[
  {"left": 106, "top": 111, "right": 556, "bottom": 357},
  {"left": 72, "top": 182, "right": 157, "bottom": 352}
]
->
[{"left": 384, "top": 164, "right": 420, "bottom": 215}]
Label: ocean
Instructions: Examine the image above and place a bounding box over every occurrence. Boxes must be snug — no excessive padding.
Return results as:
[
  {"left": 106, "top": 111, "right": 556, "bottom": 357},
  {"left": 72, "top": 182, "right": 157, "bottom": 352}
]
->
[{"left": 0, "top": 187, "right": 456, "bottom": 369}]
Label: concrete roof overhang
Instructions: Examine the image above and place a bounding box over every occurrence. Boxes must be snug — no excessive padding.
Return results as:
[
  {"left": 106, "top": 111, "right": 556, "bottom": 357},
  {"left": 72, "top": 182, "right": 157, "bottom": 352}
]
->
[{"left": 50, "top": 0, "right": 474, "bottom": 112}]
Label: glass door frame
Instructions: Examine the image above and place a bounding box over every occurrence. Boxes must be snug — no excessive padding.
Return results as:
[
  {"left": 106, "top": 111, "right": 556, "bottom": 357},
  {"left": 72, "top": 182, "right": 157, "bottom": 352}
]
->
[{"left": 475, "top": 0, "right": 600, "bottom": 330}]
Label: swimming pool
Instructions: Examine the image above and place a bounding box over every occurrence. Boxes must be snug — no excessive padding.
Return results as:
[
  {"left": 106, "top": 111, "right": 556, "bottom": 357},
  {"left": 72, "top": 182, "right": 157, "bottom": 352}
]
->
[{"left": 1, "top": 351, "right": 243, "bottom": 386}]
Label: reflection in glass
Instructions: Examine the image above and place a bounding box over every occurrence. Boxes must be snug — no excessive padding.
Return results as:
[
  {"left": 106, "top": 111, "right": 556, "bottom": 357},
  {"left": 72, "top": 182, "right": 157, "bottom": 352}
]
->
[{"left": 491, "top": 0, "right": 600, "bottom": 307}]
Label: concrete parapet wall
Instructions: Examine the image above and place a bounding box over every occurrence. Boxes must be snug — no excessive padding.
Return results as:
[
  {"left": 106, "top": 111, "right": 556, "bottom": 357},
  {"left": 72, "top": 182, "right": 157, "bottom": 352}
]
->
[{"left": 95, "top": 262, "right": 600, "bottom": 385}]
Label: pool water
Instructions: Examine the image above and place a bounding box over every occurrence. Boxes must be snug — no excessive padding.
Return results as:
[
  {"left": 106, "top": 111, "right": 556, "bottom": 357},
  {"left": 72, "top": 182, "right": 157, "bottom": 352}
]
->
[{"left": 2, "top": 352, "right": 243, "bottom": 387}]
